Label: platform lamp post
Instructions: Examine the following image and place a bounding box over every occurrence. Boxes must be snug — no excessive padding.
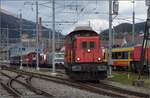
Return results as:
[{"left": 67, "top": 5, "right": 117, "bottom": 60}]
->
[{"left": 51, "top": 0, "right": 57, "bottom": 75}]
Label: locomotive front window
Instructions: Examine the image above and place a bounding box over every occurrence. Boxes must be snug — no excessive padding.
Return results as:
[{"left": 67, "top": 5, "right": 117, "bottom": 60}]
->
[
  {"left": 89, "top": 41, "right": 95, "bottom": 48},
  {"left": 81, "top": 42, "right": 87, "bottom": 48},
  {"left": 81, "top": 41, "right": 96, "bottom": 49}
]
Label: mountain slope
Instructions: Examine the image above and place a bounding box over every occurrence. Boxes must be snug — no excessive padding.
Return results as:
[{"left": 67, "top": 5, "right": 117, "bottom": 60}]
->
[
  {"left": 100, "top": 22, "right": 145, "bottom": 40},
  {"left": 0, "top": 9, "right": 63, "bottom": 43}
]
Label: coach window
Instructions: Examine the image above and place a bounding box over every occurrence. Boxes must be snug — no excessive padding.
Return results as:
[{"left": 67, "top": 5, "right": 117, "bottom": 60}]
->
[
  {"left": 22, "top": 48, "right": 25, "bottom": 51},
  {"left": 19, "top": 48, "right": 21, "bottom": 51},
  {"left": 122, "top": 52, "right": 128, "bottom": 59},
  {"left": 112, "top": 52, "right": 116, "bottom": 59},
  {"left": 117, "top": 52, "right": 122, "bottom": 59}
]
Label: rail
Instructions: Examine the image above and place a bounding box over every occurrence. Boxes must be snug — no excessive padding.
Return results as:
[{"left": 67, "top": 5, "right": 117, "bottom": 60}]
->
[
  {"left": 3, "top": 67, "right": 149, "bottom": 98},
  {"left": 0, "top": 71, "right": 53, "bottom": 97}
]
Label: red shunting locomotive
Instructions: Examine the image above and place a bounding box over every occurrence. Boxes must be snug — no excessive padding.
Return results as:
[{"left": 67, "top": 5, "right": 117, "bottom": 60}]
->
[{"left": 64, "top": 26, "right": 107, "bottom": 81}]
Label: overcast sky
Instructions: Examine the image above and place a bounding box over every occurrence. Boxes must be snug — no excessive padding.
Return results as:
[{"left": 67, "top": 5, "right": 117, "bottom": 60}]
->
[{"left": 0, "top": 0, "right": 148, "bottom": 35}]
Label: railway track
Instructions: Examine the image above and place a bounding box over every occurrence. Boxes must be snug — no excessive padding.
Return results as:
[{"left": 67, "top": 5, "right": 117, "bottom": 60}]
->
[
  {"left": 0, "top": 71, "right": 53, "bottom": 98},
  {"left": 88, "top": 82, "right": 149, "bottom": 98},
  {"left": 2, "top": 67, "right": 150, "bottom": 98},
  {"left": 0, "top": 80, "right": 21, "bottom": 97},
  {"left": 0, "top": 71, "right": 21, "bottom": 97}
]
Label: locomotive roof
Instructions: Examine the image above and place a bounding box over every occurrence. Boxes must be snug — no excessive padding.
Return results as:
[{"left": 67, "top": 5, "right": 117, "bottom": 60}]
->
[
  {"left": 66, "top": 26, "right": 98, "bottom": 38},
  {"left": 74, "top": 26, "right": 93, "bottom": 31}
]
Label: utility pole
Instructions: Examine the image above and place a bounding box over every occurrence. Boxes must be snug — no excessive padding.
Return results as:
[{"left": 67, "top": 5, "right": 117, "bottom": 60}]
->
[
  {"left": 36, "top": 1, "right": 40, "bottom": 71},
  {"left": 19, "top": 10, "right": 23, "bottom": 70},
  {"left": 108, "top": 0, "right": 113, "bottom": 77},
  {"left": 0, "top": 0, "right": 1, "bottom": 55},
  {"left": 51, "top": 0, "right": 56, "bottom": 75},
  {"left": 88, "top": 21, "right": 91, "bottom": 27},
  {"left": 132, "top": 0, "right": 135, "bottom": 45},
  {"left": 132, "top": 0, "right": 150, "bottom": 84},
  {"left": 145, "top": 0, "right": 150, "bottom": 74},
  {"left": 138, "top": 0, "right": 150, "bottom": 78},
  {"left": 6, "top": 25, "right": 9, "bottom": 66},
  {"left": 23, "top": 1, "right": 40, "bottom": 70},
  {"left": 112, "top": 27, "right": 115, "bottom": 46},
  {"left": 112, "top": 0, "right": 119, "bottom": 46},
  {"left": 108, "top": 0, "right": 119, "bottom": 77}
]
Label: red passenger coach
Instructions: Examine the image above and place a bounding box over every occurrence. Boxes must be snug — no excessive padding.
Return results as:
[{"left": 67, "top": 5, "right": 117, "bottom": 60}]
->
[{"left": 64, "top": 26, "right": 107, "bottom": 81}]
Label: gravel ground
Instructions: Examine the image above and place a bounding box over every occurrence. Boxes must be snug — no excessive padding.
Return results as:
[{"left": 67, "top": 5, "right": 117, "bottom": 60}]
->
[
  {"left": 1, "top": 69, "right": 111, "bottom": 98},
  {"left": 0, "top": 70, "right": 36, "bottom": 97},
  {"left": 2, "top": 68, "right": 149, "bottom": 98},
  {"left": 31, "top": 77, "right": 111, "bottom": 98},
  {"left": 23, "top": 68, "right": 150, "bottom": 95}
]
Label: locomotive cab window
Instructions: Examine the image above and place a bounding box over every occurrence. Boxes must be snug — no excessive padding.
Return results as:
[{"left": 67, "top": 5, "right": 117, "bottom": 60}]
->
[
  {"left": 81, "top": 41, "right": 96, "bottom": 49},
  {"left": 81, "top": 42, "right": 87, "bottom": 49},
  {"left": 89, "top": 41, "right": 95, "bottom": 48}
]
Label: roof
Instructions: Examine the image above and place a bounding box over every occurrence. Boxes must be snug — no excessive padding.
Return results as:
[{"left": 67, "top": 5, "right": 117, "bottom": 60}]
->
[
  {"left": 112, "top": 47, "right": 134, "bottom": 52},
  {"left": 0, "top": 8, "right": 17, "bottom": 17},
  {"left": 66, "top": 26, "right": 98, "bottom": 38},
  {"left": 74, "top": 26, "right": 93, "bottom": 31}
]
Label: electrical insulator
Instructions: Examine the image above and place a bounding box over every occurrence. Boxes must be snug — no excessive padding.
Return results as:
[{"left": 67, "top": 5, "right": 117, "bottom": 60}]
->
[{"left": 113, "top": 0, "right": 119, "bottom": 15}]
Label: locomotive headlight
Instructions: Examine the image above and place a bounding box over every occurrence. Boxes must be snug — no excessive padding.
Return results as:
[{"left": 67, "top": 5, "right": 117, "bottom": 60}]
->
[
  {"left": 98, "top": 57, "right": 101, "bottom": 61},
  {"left": 77, "top": 58, "right": 80, "bottom": 61},
  {"left": 87, "top": 49, "right": 91, "bottom": 52},
  {"left": 97, "top": 65, "right": 107, "bottom": 71},
  {"left": 72, "top": 66, "right": 81, "bottom": 71}
]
